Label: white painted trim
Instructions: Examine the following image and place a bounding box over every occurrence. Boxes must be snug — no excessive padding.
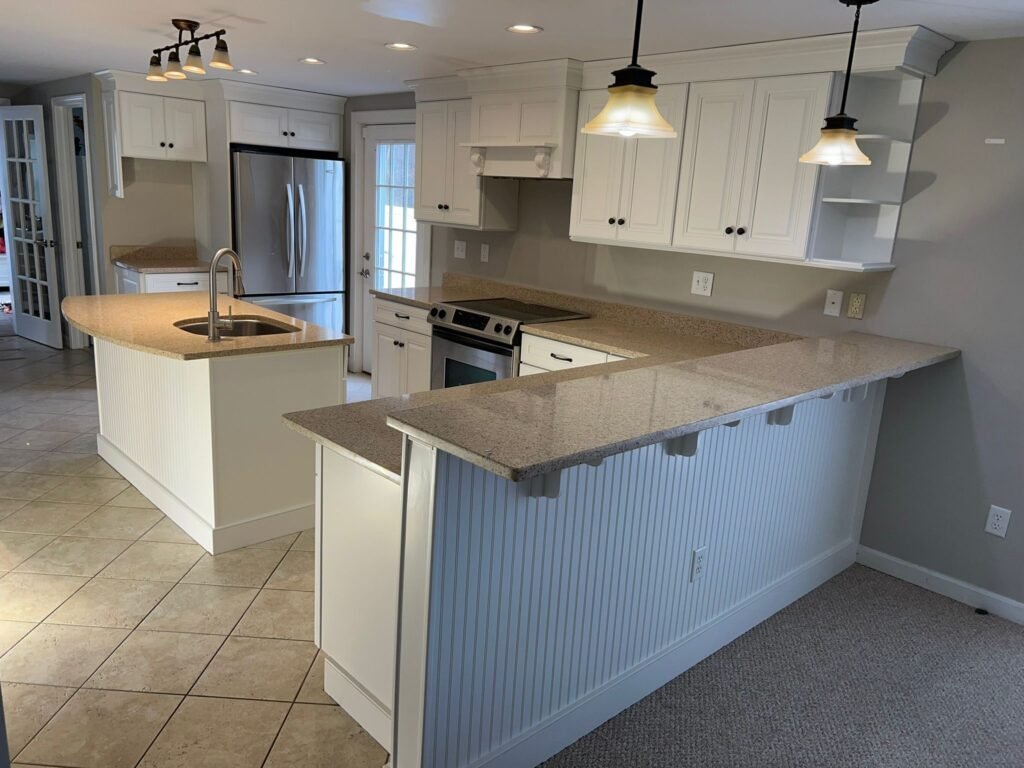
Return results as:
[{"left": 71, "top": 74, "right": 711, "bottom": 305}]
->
[
  {"left": 857, "top": 546, "right": 1024, "bottom": 626},
  {"left": 324, "top": 656, "right": 394, "bottom": 753},
  {"left": 475, "top": 541, "right": 857, "bottom": 768},
  {"left": 349, "top": 108, "right": 418, "bottom": 373},
  {"left": 51, "top": 93, "right": 101, "bottom": 349}
]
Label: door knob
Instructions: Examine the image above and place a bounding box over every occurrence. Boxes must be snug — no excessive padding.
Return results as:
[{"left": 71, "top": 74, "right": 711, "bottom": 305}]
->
[{"left": 359, "top": 268, "right": 370, "bottom": 278}]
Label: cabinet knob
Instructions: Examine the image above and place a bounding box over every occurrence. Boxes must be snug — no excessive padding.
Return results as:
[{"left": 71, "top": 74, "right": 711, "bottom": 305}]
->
[
  {"left": 282, "top": 131, "right": 288, "bottom": 136},
  {"left": 398, "top": 342, "right": 406, "bottom": 348},
  {"left": 736, "top": 227, "right": 746, "bottom": 236},
  {"left": 393, "top": 339, "right": 399, "bottom": 346},
  {"left": 437, "top": 203, "right": 444, "bottom": 210},
  {"left": 168, "top": 142, "right": 174, "bottom": 149},
  {"left": 160, "top": 142, "right": 166, "bottom": 148},
  {"left": 617, "top": 218, "right": 625, "bottom": 226},
  {"left": 442, "top": 204, "right": 450, "bottom": 210},
  {"left": 608, "top": 217, "right": 615, "bottom": 225},
  {"left": 725, "top": 226, "right": 734, "bottom": 235},
  {"left": 290, "top": 131, "right": 296, "bottom": 137}
]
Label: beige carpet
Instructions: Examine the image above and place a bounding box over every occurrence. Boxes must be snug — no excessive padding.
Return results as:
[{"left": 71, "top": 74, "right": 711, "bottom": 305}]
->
[{"left": 545, "top": 565, "right": 1024, "bottom": 768}]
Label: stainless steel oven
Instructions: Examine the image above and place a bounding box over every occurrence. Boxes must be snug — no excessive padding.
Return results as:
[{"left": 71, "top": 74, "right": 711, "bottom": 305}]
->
[{"left": 430, "top": 326, "right": 519, "bottom": 389}]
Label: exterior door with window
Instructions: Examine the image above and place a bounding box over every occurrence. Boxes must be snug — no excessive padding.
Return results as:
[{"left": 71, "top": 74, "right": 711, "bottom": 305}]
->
[
  {"left": 359, "top": 124, "right": 423, "bottom": 370},
  {"left": 0, "top": 106, "right": 63, "bottom": 348}
]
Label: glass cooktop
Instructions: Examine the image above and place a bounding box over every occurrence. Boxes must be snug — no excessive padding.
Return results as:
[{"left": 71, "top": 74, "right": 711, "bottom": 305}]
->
[{"left": 444, "top": 298, "right": 588, "bottom": 324}]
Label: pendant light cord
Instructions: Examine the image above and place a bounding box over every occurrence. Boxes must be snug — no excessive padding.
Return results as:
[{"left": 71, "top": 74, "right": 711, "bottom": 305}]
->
[
  {"left": 630, "top": 0, "right": 644, "bottom": 66},
  {"left": 839, "top": 2, "right": 862, "bottom": 115}
]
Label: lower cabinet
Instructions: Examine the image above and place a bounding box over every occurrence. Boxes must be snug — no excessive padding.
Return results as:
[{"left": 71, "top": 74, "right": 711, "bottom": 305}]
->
[
  {"left": 519, "top": 333, "right": 625, "bottom": 374},
  {"left": 371, "top": 321, "right": 432, "bottom": 398},
  {"left": 115, "top": 267, "right": 228, "bottom": 295}
]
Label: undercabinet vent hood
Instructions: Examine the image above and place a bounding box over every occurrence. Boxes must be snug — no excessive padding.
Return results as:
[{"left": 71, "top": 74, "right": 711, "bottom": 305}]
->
[{"left": 410, "top": 59, "right": 583, "bottom": 180}]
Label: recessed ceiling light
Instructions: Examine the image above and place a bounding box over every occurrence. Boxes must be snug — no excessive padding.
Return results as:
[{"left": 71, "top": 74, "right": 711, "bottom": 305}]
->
[
  {"left": 507, "top": 24, "right": 543, "bottom": 34},
  {"left": 300, "top": 57, "right": 324, "bottom": 64},
  {"left": 238, "top": 68, "right": 258, "bottom": 75},
  {"left": 386, "top": 42, "right": 417, "bottom": 51}
]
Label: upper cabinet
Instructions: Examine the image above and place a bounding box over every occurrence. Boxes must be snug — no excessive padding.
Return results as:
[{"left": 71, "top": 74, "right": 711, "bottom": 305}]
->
[
  {"left": 570, "top": 84, "right": 688, "bottom": 246},
  {"left": 118, "top": 92, "right": 207, "bottom": 162},
  {"left": 673, "top": 74, "right": 830, "bottom": 261},
  {"left": 414, "top": 99, "right": 518, "bottom": 230},
  {"left": 228, "top": 102, "right": 341, "bottom": 153}
]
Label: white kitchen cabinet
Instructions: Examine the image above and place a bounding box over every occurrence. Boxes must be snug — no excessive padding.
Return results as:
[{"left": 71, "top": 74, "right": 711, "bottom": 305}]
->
[
  {"left": 115, "top": 266, "right": 228, "bottom": 295},
  {"left": 520, "top": 333, "right": 618, "bottom": 373},
  {"left": 228, "top": 102, "right": 341, "bottom": 153},
  {"left": 570, "top": 85, "right": 688, "bottom": 246},
  {"left": 118, "top": 92, "right": 207, "bottom": 162},
  {"left": 414, "top": 99, "right": 518, "bottom": 230},
  {"left": 371, "top": 299, "right": 433, "bottom": 398},
  {"left": 673, "top": 74, "right": 830, "bottom": 261},
  {"left": 518, "top": 363, "right": 548, "bottom": 376},
  {"left": 403, "top": 331, "right": 432, "bottom": 394}
]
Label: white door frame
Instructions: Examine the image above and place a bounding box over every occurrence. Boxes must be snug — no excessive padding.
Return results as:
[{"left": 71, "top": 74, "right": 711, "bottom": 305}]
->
[
  {"left": 348, "top": 108, "right": 425, "bottom": 374},
  {"left": 51, "top": 93, "right": 101, "bottom": 349}
]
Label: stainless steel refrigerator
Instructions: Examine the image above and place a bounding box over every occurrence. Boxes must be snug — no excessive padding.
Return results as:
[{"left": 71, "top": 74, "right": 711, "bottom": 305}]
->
[{"left": 231, "top": 148, "right": 345, "bottom": 333}]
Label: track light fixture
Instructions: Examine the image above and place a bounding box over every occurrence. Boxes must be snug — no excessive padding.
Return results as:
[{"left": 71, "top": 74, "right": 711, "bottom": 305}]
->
[{"left": 145, "top": 19, "right": 234, "bottom": 82}]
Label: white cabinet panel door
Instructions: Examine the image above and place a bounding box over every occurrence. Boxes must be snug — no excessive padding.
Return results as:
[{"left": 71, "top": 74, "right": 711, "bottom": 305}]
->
[
  {"left": 164, "top": 98, "right": 207, "bottom": 162},
  {"left": 119, "top": 92, "right": 166, "bottom": 160},
  {"left": 618, "top": 83, "right": 688, "bottom": 246},
  {"left": 569, "top": 90, "right": 626, "bottom": 242},
  {"left": 414, "top": 101, "right": 449, "bottom": 222},
  {"left": 229, "top": 102, "right": 289, "bottom": 148},
  {"left": 445, "top": 100, "right": 480, "bottom": 227},
  {"left": 735, "top": 74, "right": 830, "bottom": 260},
  {"left": 673, "top": 80, "right": 755, "bottom": 253},
  {"left": 372, "top": 323, "right": 402, "bottom": 399},
  {"left": 403, "top": 330, "right": 432, "bottom": 395},
  {"left": 288, "top": 110, "right": 339, "bottom": 152}
]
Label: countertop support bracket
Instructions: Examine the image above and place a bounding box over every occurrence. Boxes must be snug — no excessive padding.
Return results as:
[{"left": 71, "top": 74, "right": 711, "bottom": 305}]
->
[
  {"left": 842, "top": 384, "right": 869, "bottom": 403},
  {"left": 766, "top": 405, "right": 796, "bottom": 426},
  {"left": 725, "top": 420, "right": 741, "bottom": 428},
  {"left": 520, "top": 469, "right": 562, "bottom": 499},
  {"left": 664, "top": 431, "right": 700, "bottom": 458}
]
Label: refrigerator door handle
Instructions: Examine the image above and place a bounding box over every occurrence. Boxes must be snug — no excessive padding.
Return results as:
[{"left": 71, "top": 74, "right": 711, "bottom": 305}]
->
[
  {"left": 297, "top": 183, "right": 308, "bottom": 278},
  {"left": 285, "top": 183, "right": 296, "bottom": 279},
  {"left": 247, "top": 295, "right": 338, "bottom": 306}
]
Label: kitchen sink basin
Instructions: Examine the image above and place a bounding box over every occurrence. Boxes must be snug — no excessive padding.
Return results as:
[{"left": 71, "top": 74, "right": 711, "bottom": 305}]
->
[{"left": 174, "top": 317, "right": 300, "bottom": 337}]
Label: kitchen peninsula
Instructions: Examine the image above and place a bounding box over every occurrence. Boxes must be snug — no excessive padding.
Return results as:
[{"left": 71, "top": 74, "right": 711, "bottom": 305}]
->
[
  {"left": 285, "top": 281, "right": 958, "bottom": 768},
  {"left": 63, "top": 291, "right": 352, "bottom": 553}
]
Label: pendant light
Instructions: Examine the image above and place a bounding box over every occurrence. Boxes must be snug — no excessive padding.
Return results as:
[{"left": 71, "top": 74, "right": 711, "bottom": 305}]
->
[
  {"left": 146, "top": 54, "right": 167, "bottom": 82},
  {"left": 799, "top": 0, "right": 877, "bottom": 166},
  {"left": 164, "top": 49, "right": 187, "bottom": 79},
  {"left": 209, "top": 36, "right": 234, "bottom": 70},
  {"left": 146, "top": 20, "right": 231, "bottom": 83},
  {"left": 183, "top": 42, "right": 206, "bottom": 74},
  {"left": 582, "top": 0, "right": 676, "bottom": 139}
]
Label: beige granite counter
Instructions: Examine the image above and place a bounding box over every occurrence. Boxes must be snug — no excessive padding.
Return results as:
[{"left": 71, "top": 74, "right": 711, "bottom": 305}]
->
[
  {"left": 110, "top": 245, "right": 223, "bottom": 274},
  {"left": 369, "top": 285, "right": 480, "bottom": 309},
  {"left": 63, "top": 293, "right": 353, "bottom": 361},
  {"left": 522, "top": 318, "right": 742, "bottom": 359}
]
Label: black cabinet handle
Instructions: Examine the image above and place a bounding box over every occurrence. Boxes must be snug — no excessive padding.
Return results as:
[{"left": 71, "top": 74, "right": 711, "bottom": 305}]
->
[
  {"left": 617, "top": 218, "right": 625, "bottom": 226},
  {"left": 393, "top": 339, "right": 400, "bottom": 346},
  {"left": 394, "top": 313, "right": 410, "bottom": 320},
  {"left": 176, "top": 281, "right": 199, "bottom": 286},
  {"left": 442, "top": 204, "right": 450, "bottom": 210},
  {"left": 736, "top": 227, "right": 746, "bottom": 235},
  {"left": 160, "top": 142, "right": 166, "bottom": 148},
  {"left": 168, "top": 142, "right": 174, "bottom": 148},
  {"left": 437, "top": 203, "right": 444, "bottom": 210},
  {"left": 282, "top": 131, "right": 288, "bottom": 136},
  {"left": 725, "top": 226, "right": 734, "bottom": 235},
  {"left": 398, "top": 342, "right": 406, "bottom": 348},
  {"left": 290, "top": 131, "right": 296, "bottom": 137},
  {"left": 550, "top": 352, "right": 573, "bottom": 363},
  {"left": 608, "top": 217, "right": 615, "bottom": 225}
]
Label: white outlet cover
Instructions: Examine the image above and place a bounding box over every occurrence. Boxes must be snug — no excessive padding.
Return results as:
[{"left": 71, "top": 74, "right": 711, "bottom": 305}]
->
[
  {"left": 824, "top": 289, "right": 844, "bottom": 317},
  {"left": 691, "top": 271, "right": 714, "bottom": 297},
  {"left": 480, "top": 243, "right": 489, "bottom": 263},
  {"left": 454, "top": 240, "right": 466, "bottom": 260},
  {"left": 985, "top": 505, "right": 1012, "bottom": 538},
  {"left": 690, "top": 545, "right": 708, "bottom": 582}
]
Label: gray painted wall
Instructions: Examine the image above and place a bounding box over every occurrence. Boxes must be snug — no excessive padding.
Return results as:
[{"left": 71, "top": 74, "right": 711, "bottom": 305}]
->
[{"left": 431, "top": 38, "right": 1024, "bottom": 603}]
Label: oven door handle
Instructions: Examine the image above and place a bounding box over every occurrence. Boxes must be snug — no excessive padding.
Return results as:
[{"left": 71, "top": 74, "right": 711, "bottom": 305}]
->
[{"left": 431, "top": 325, "right": 515, "bottom": 356}]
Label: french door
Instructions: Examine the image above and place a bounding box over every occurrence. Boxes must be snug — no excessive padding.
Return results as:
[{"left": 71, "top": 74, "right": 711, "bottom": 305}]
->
[{"left": 0, "top": 106, "right": 63, "bottom": 348}]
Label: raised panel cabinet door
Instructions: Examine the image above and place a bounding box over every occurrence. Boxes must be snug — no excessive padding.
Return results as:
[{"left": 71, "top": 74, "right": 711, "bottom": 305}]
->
[
  {"left": 118, "top": 92, "right": 166, "bottom": 160},
  {"left": 288, "top": 109, "right": 340, "bottom": 152},
  {"left": 402, "top": 330, "right": 432, "bottom": 395},
  {"left": 445, "top": 100, "right": 482, "bottom": 227},
  {"left": 414, "top": 101, "right": 449, "bottom": 222},
  {"left": 228, "top": 102, "right": 289, "bottom": 148},
  {"left": 618, "top": 83, "right": 688, "bottom": 246},
  {"left": 115, "top": 267, "right": 140, "bottom": 294},
  {"left": 164, "top": 98, "right": 207, "bottom": 162},
  {"left": 372, "top": 323, "right": 403, "bottom": 399},
  {"left": 473, "top": 94, "right": 521, "bottom": 145},
  {"left": 672, "top": 79, "right": 755, "bottom": 253},
  {"left": 735, "top": 73, "right": 831, "bottom": 260},
  {"left": 569, "top": 90, "right": 627, "bottom": 242}
]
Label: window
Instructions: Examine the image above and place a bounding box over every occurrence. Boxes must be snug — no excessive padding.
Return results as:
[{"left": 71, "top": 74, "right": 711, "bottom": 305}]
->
[{"left": 373, "top": 140, "right": 416, "bottom": 290}]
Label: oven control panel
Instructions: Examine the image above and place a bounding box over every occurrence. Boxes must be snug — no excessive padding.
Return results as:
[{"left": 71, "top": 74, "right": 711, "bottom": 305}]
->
[{"left": 429, "top": 304, "right": 519, "bottom": 343}]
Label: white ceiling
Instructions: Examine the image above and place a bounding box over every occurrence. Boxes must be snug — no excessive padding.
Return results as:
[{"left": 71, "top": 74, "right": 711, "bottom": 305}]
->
[{"left": 4, "top": 0, "right": 1024, "bottom": 96}]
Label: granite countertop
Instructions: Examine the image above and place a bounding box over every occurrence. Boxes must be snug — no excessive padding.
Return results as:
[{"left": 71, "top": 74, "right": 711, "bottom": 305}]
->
[
  {"left": 368, "top": 285, "right": 478, "bottom": 309},
  {"left": 63, "top": 293, "right": 353, "bottom": 361},
  {"left": 522, "top": 318, "right": 741, "bottom": 359},
  {"left": 110, "top": 245, "right": 225, "bottom": 274}
]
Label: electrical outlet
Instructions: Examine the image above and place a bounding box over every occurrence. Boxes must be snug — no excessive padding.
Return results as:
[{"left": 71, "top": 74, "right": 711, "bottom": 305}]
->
[
  {"left": 480, "top": 243, "right": 489, "bottom": 263},
  {"left": 824, "top": 289, "right": 844, "bottom": 317},
  {"left": 847, "top": 292, "right": 866, "bottom": 320},
  {"left": 690, "top": 546, "right": 708, "bottom": 582},
  {"left": 691, "top": 271, "right": 714, "bottom": 297},
  {"left": 985, "top": 505, "right": 1012, "bottom": 538},
  {"left": 454, "top": 240, "right": 466, "bottom": 260}
]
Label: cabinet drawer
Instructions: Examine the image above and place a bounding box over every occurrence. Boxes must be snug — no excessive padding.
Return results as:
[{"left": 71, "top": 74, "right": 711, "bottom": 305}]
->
[
  {"left": 521, "top": 334, "right": 608, "bottom": 371},
  {"left": 373, "top": 298, "right": 431, "bottom": 335},
  {"left": 518, "top": 363, "right": 549, "bottom": 376},
  {"left": 142, "top": 272, "right": 229, "bottom": 294}
]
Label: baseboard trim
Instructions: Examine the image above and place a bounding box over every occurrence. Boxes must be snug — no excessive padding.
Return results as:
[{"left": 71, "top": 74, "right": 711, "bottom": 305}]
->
[
  {"left": 474, "top": 540, "right": 858, "bottom": 768},
  {"left": 857, "top": 546, "right": 1024, "bottom": 625},
  {"left": 324, "top": 656, "right": 393, "bottom": 753},
  {"left": 99, "top": 434, "right": 313, "bottom": 554}
]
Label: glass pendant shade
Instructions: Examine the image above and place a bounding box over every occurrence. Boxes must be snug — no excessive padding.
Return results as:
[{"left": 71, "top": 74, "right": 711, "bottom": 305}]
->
[
  {"left": 146, "top": 55, "right": 167, "bottom": 82},
  {"left": 583, "top": 83, "right": 676, "bottom": 138},
  {"left": 183, "top": 43, "right": 206, "bottom": 74},
  {"left": 164, "top": 50, "right": 187, "bottom": 79},
  {"left": 210, "top": 38, "right": 233, "bottom": 70},
  {"left": 799, "top": 128, "right": 871, "bottom": 166}
]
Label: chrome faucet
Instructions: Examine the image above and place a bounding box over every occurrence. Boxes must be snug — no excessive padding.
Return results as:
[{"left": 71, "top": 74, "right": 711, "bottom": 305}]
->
[{"left": 208, "top": 248, "right": 243, "bottom": 342}]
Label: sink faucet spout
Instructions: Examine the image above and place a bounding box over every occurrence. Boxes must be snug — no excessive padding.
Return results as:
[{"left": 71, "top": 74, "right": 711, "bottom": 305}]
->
[{"left": 208, "top": 248, "right": 243, "bottom": 342}]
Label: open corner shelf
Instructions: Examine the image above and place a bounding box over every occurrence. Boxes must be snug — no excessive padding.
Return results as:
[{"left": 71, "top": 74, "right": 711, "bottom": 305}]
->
[{"left": 821, "top": 197, "right": 902, "bottom": 206}]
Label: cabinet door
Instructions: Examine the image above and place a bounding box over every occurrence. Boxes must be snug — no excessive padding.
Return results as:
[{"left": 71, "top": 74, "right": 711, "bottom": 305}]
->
[
  {"left": 288, "top": 109, "right": 340, "bottom": 152},
  {"left": 118, "top": 92, "right": 166, "bottom": 160},
  {"left": 229, "top": 102, "right": 289, "bottom": 148},
  {"left": 164, "top": 98, "right": 207, "bottom": 162},
  {"left": 617, "top": 84, "right": 688, "bottom": 246},
  {"left": 415, "top": 102, "right": 449, "bottom": 222},
  {"left": 672, "top": 80, "right": 755, "bottom": 253},
  {"left": 735, "top": 74, "right": 830, "bottom": 260},
  {"left": 569, "top": 90, "right": 626, "bottom": 242},
  {"left": 115, "top": 267, "right": 140, "bottom": 294},
  {"left": 444, "top": 100, "right": 481, "bottom": 227},
  {"left": 372, "top": 323, "right": 403, "bottom": 399},
  {"left": 402, "top": 330, "right": 432, "bottom": 395}
]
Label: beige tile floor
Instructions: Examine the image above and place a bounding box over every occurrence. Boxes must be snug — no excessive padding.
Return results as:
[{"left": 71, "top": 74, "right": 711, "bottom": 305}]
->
[{"left": 0, "top": 334, "right": 387, "bottom": 768}]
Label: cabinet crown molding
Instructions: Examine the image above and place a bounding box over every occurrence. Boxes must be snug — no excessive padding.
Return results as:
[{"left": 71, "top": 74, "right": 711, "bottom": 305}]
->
[{"left": 459, "top": 59, "right": 584, "bottom": 95}]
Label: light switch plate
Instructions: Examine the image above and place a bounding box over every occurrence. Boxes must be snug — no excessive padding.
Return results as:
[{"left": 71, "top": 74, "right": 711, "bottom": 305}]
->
[
  {"left": 847, "top": 293, "right": 866, "bottom": 320},
  {"left": 824, "top": 289, "right": 844, "bottom": 317},
  {"left": 691, "top": 271, "right": 714, "bottom": 297},
  {"left": 454, "top": 240, "right": 466, "bottom": 260},
  {"left": 480, "top": 243, "right": 489, "bottom": 263}
]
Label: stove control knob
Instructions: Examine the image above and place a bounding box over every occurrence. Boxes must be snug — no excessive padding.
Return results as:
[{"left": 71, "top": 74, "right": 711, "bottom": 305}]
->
[
  {"left": 503, "top": 325, "right": 513, "bottom": 335},
  {"left": 429, "top": 307, "right": 439, "bottom": 317},
  {"left": 438, "top": 310, "right": 447, "bottom": 320},
  {"left": 494, "top": 323, "right": 503, "bottom": 333}
]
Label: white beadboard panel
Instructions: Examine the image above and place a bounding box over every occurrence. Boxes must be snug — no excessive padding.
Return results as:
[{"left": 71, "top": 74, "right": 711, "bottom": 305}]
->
[{"left": 416, "top": 383, "right": 884, "bottom": 768}]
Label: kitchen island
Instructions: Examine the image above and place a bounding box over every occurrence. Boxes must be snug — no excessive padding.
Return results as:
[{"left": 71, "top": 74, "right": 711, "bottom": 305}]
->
[
  {"left": 63, "top": 292, "right": 353, "bottom": 553},
  {"left": 285, "top": 284, "right": 957, "bottom": 768}
]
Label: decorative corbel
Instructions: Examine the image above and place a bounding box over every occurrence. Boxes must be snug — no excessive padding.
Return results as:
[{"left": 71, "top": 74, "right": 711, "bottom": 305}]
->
[
  {"left": 533, "top": 147, "right": 551, "bottom": 178},
  {"left": 469, "top": 148, "right": 485, "bottom": 176},
  {"left": 664, "top": 431, "right": 700, "bottom": 457},
  {"left": 766, "top": 404, "right": 795, "bottom": 426}
]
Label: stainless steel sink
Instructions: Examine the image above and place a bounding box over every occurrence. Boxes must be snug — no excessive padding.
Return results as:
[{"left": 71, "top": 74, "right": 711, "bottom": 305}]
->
[{"left": 174, "top": 317, "right": 299, "bottom": 337}]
